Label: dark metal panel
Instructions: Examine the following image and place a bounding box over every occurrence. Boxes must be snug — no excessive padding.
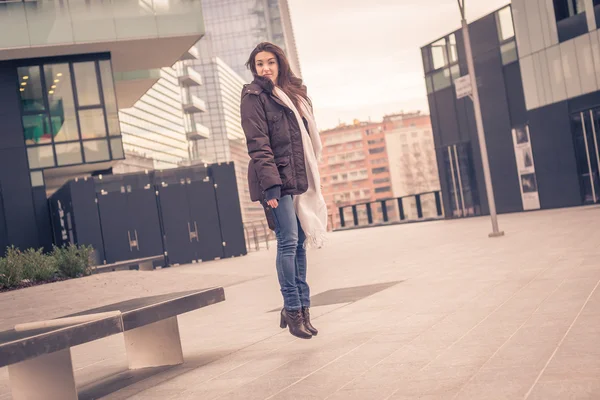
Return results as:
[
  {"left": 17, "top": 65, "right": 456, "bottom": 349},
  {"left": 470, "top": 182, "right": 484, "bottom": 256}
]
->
[
  {"left": 210, "top": 163, "right": 246, "bottom": 258},
  {"left": 31, "top": 187, "right": 53, "bottom": 253},
  {"left": 557, "top": 13, "right": 589, "bottom": 43},
  {"left": 0, "top": 147, "right": 39, "bottom": 249},
  {"left": 0, "top": 185, "right": 8, "bottom": 255},
  {"left": 69, "top": 180, "right": 105, "bottom": 264},
  {"left": 188, "top": 179, "right": 224, "bottom": 262},
  {"left": 97, "top": 191, "right": 130, "bottom": 264},
  {"left": 157, "top": 184, "right": 195, "bottom": 265},
  {"left": 127, "top": 189, "right": 164, "bottom": 260},
  {"left": 528, "top": 101, "right": 582, "bottom": 209},
  {"left": 434, "top": 87, "right": 461, "bottom": 147},
  {"left": 474, "top": 44, "right": 522, "bottom": 214},
  {"left": 503, "top": 61, "right": 528, "bottom": 127}
]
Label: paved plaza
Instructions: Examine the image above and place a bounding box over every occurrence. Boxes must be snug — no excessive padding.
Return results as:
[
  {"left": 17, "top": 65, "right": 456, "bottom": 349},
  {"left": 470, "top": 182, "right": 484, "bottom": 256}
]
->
[{"left": 1, "top": 206, "right": 599, "bottom": 399}]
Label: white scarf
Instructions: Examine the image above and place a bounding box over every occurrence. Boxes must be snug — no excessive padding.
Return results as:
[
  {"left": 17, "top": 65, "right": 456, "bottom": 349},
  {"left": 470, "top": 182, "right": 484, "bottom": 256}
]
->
[{"left": 273, "top": 87, "right": 327, "bottom": 248}]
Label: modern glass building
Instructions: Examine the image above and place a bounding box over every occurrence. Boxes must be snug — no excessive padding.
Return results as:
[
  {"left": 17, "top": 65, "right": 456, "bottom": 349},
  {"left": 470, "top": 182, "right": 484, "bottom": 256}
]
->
[
  {"left": 422, "top": 0, "right": 600, "bottom": 219},
  {"left": 0, "top": 0, "right": 206, "bottom": 251},
  {"left": 197, "top": 0, "right": 302, "bottom": 81},
  {"left": 117, "top": 55, "right": 210, "bottom": 171}
]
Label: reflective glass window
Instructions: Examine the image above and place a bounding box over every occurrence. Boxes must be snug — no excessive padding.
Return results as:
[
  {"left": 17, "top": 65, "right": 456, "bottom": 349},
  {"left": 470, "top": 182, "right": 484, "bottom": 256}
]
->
[
  {"left": 18, "top": 66, "right": 45, "bottom": 112},
  {"left": 501, "top": 40, "right": 518, "bottom": 65},
  {"left": 110, "top": 137, "right": 125, "bottom": 159},
  {"left": 448, "top": 34, "right": 458, "bottom": 63},
  {"left": 431, "top": 39, "right": 448, "bottom": 70},
  {"left": 79, "top": 109, "right": 107, "bottom": 139},
  {"left": 30, "top": 171, "right": 44, "bottom": 187},
  {"left": 23, "top": 114, "right": 52, "bottom": 145},
  {"left": 432, "top": 68, "right": 452, "bottom": 91},
  {"left": 99, "top": 60, "right": 121, "bottom": 136},
  {"left": 497, "top": 7, "right": 515, "bottom": 41},
  {"left": 83, "top": 139, "right": 110, "bottom": 162},
  {"left": 73, "top": 62, "right": 101, "bottom": 106},
  {"left": 27, "top": 145, "right": 55, "bottom": 169},
  {"left": 44, "top": 63, "right": 79, "bottom": 142},
  {"left": 56, "top": 142, "right": 83, "bottom": 166}
]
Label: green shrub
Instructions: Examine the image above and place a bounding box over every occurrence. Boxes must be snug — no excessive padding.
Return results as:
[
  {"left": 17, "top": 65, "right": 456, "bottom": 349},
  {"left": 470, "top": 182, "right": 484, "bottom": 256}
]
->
[
  {"left": 22, "top": 248, "right": 58, "bottom": 282},
  {"left": 52, "top": 244, "right": 94, "bottom": 278},
  {"left": 0, "top": 247, "right": 25, "bottom": 288}
]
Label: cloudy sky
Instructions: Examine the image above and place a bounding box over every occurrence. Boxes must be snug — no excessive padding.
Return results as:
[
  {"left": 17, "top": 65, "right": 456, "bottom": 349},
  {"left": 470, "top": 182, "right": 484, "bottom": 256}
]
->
[{"left": 288, "top": 0, "right": 510, "bottom": 130}]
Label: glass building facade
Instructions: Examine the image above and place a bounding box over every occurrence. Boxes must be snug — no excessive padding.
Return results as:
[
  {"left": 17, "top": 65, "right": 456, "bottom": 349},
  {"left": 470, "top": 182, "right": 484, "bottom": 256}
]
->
[
  {"left": 197, "top": 0, "right": 301, "bottom": 81},
  {"left": 0, "top": 0, "right": 206, "bottom": 252},
  {"left": 118, "top": 66, "right": 205, "bottom": 171},
  {"left": 16, "top": 56, "right": 124, "bottom": 188}
]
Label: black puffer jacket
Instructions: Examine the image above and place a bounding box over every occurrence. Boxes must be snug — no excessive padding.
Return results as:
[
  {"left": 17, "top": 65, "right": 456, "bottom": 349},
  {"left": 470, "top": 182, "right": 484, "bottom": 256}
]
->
[{"left": 240, "top": 76, "right": 309, "bottom": 203}]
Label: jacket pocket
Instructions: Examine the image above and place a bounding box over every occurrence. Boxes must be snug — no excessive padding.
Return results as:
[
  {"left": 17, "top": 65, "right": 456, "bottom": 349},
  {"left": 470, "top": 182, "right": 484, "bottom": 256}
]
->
[
  {"left": 275, "top": 155, "right": 293, "bottom": 189},
  {"left": 266, "top": 111, "right": 283, "bottom": 136}
]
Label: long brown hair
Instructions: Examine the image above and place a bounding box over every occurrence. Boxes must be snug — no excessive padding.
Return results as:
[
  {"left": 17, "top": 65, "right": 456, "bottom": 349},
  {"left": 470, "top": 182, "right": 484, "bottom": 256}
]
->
[{"left": 246, "top": 42, "right": 309, "bottom": 110}]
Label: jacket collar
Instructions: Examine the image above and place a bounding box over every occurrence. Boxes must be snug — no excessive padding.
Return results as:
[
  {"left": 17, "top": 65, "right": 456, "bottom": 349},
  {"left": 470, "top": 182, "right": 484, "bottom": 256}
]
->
[{"left": 245, "top": 75, "right": 275, "bottom": 96}]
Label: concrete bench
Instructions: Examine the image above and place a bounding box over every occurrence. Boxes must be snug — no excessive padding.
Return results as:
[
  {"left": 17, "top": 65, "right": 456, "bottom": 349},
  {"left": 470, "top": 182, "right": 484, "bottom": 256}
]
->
[
  {"left": 93, "top": 254, "right": 166, "bottom": 274},
  {"left": 0, "top": 288, "right": 225, "bottom": 400}
]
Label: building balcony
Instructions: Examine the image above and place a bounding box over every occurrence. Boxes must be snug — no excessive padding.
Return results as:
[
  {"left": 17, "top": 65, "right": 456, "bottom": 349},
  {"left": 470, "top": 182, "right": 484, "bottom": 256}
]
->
[
  {"left": 186, "top": 122, "right": 210, "bottom": 140},
  {"left": 178, "top": 65, "right": 203, "bottom": 87},
  {"left": 0, "top": 0, "right": 206, "bottom": 108},
  {"left": 180, "top": 46, "right": 201, "bottom": 61},
  {"left": 183, "top": 94, "right": 207, "bottom": 114}
]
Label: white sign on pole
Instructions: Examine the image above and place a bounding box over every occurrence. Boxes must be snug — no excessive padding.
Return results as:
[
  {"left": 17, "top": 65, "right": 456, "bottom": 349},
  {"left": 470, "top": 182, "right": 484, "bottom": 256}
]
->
[{"left": 454, "top": 75, "right": 472, "bottom": 99}]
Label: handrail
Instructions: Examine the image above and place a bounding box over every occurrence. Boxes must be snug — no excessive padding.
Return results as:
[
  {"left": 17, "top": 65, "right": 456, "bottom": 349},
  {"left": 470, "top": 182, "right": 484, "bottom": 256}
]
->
[{"left": 335, "top": 191, "right": 444, "bottom": 229}]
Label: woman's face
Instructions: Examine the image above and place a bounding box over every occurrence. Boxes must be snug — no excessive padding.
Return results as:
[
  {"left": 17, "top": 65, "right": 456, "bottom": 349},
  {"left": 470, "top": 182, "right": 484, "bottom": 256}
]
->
[{"left": 255, "top": 51, "right": 279, "bottom": 85}]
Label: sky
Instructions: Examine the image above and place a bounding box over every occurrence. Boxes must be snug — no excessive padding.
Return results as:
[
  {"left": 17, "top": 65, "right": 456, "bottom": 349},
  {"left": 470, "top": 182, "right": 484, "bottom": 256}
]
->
[{"left": 288, "top": 0, "right": 511, "bottom": 130}]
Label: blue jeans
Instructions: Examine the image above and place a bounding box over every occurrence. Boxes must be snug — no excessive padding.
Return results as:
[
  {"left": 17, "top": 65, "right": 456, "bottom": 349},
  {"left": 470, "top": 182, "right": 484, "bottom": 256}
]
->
[{"left": 271, "top": 195, "right": 310, "bottom": 311}]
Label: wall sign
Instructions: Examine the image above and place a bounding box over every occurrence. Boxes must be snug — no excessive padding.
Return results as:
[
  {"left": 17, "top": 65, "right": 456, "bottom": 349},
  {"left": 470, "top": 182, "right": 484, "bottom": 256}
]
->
[{"left": 512, "top": 125, "right": 541, "bottom": 210}]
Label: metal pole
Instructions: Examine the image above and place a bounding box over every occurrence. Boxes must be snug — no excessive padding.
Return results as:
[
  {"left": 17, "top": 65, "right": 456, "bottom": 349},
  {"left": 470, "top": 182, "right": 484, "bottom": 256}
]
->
[{"left": 459, "top": 1, "right": 504, "bottom": 238}]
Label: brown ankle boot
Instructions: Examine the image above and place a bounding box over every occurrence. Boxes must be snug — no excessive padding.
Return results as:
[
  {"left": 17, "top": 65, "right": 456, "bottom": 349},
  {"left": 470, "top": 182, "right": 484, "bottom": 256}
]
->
[
  {"left": 302, "top": 307, "right": 318, "bottom": 336},
  {"left": 280, "top": 308, "right": 312, "bottom": 339}
]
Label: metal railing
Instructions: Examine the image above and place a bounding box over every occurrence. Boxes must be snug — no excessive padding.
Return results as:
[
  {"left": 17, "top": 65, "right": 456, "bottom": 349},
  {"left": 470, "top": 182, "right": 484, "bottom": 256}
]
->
[
  {"left": 243, "top": 220, "right": 274, "bottom": 252},
  {"left": 334, "top": 191, "right": 444, "bottom": 230}
]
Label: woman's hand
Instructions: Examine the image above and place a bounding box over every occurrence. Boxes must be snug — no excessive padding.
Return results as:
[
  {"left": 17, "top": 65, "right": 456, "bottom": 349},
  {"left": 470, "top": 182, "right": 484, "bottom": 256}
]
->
[{"left": 267, "top": 199, "right": 279, "bottom": 208}]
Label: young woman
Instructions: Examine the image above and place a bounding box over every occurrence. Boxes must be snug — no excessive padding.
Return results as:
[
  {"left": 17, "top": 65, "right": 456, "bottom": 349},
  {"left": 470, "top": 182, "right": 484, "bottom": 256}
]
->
[{"left": 241, "top": 42, "right": 327, "bottom": 339}]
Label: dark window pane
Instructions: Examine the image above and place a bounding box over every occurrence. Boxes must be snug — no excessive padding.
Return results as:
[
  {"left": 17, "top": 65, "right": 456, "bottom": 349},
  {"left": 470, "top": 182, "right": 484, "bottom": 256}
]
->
[
  {"left": 554, "top": 0, "right": 585, "bottom": 21},
  {"left": 44, "top": 63, "right": 79, "bottom": 142},
  {"left": 73, "top": 62, "right": 101, "bottom": 106},
  {"left": 375, "top": 186, "right": 391, "bottom": 193},
  {"left": 27, "top": 145, "right": 55, "bottom": 169},
  {"left": 99, "top": 60, "right": 121, "bottom": 136},
  {"left": 372, "top": 167, "right": 389, "bottom": 174},
  {"left": 23, "top": 114, "right": 52, "bottom": 145},
  {"left": 18, "top": 66, "right": 45, "bottom": 112},
  {"left": 56, "top": 142, "right": 83, "bottom": 166},
  {"left": 79, "top": 108, "right": 107, "bottom": 139},
  {"left": 83, "top": 139, "right": 109, "bottom": 162},
  {"left": 369, "top": 147, "right": 385, "bottom": 155},
  {"left": 110, "top": 137, "right": 125, "bottom": 159}
]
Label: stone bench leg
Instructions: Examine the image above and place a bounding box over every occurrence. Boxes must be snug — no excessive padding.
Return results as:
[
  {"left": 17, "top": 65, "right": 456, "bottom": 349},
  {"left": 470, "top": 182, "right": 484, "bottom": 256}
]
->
[
  {"left": 8, "top": 348, "right": 78, "bottom": 400},
  {"left": 123, "top": 316, "right": 184, "bottom": 369},
  {"left": 139, "top": 260, "right": 154, "bottom": 271}
]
